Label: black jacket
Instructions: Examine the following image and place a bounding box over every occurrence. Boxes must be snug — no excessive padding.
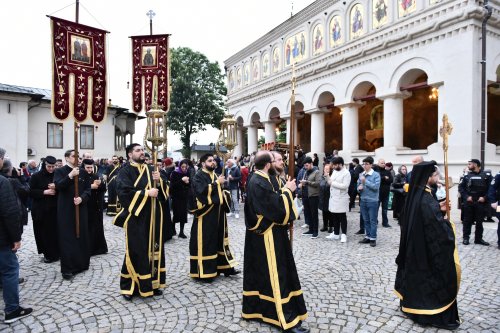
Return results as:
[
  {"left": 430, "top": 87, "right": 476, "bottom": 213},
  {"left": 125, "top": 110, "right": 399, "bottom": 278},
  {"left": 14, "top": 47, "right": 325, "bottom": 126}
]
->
[{"left": 0, "top": 175, "right": 22, "bottom": 247}]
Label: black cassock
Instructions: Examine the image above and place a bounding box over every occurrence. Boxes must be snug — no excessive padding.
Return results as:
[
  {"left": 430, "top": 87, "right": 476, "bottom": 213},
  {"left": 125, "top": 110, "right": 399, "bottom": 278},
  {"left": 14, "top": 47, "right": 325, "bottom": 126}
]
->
[
  {"left": 188, "top": 169, "right": 237, "bottom": 279},
  {"left": 29, "top": 169, "right": 59, "bottom": 261},
  {"left": 54, "top": 165, "right": 91, "bottom": 275},
  {"left": 85, "top": 172, "right": 108, "bottom": 256},
  {"left": 106, "top": 164, "right": 121, "bottom": 216},
  {"left": 113, "top": 162, "right": 167, "bottom": 297},
  {"left": 160, "top": 169, "right": 174, "bottom": 242},
  {"left": 170, "top": 170, "right": 190, "bottom": 225},
  {"left": 395, "top": 179, "right": 460, "bottom": 329},
  {"left": 242, "top": 170, "right": 308, "bottom": 330}
]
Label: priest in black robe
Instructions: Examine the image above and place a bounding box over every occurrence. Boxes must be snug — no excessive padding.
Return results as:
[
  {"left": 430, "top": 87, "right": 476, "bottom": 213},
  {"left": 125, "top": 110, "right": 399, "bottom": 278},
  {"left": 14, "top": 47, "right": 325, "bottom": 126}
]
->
[
  {"left": 29, "top": 156, "right": 59, "bottom": 263},
  {"left": 188, "top": 153, "right": 239, "bottom": 282},
  {"left": 54, "top": 150, "right": 92, "bottom": 280},
  {"left": 159, "top": 165, "right": 174, "bottom": 242},
  {"left": 82, "top": 159, "right": 108, "bottom": 256},
  {"left": 113, "top": 144, "right": 167, "bottom": 300},
  {"left": 395, "top": 161, "right": 461, "bottom": 330},
  {"left": 105, "top": 156, "right": 121, "bottom": 216},
  {"left": 242, "top": 151, "right": 309, "bottom": 333}
]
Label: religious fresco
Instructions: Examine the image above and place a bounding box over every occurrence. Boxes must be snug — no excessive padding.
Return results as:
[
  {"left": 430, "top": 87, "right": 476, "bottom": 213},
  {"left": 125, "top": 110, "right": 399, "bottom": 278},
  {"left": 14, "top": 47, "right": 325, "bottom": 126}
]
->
[
  {"left": 312, "top": 24, "right": 325, "bottom": 56},
  {"left": 329, "top": 15, "right": 343, "bottom": 47},
  {"left": 141, "top": 45, "right": 157, "bottom": 67},
  {"left": 252, "top": 59, "right": 259, "bottom": 82},
  {"left": 69, "top": 33, "right": 93, "bottom": 66},
  {"left": 350, "top": 4, "right": 365, "bottom": 39},
  {"left": 272, "top": 47, "right": 281, "bottom": 73},
  {"left": 236, "top": 67, "right": 242, "bottom": 89},
  {"left": 285, "top": 31, "right": 307, "bottom": 66},
  {"left": 398, "top": 0, "right": 416, "bottom": 17},
  {"left": 372, "top": 0, "right": 389, "bottom": 29},
  {"left": 228, "top": 70, "right": 235, "bottom": 92},
  {"left": 244, "top": 62, "right": 250, "bottom": 86},
  {"left": 262, "top": 53, "right": 270, "bottom": 78}
]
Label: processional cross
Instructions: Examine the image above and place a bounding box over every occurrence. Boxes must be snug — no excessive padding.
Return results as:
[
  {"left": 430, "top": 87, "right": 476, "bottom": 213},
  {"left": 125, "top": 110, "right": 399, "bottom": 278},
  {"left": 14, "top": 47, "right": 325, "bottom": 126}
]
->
[{"left": 439, "top": 114, "right": 453, "bottom": 219}]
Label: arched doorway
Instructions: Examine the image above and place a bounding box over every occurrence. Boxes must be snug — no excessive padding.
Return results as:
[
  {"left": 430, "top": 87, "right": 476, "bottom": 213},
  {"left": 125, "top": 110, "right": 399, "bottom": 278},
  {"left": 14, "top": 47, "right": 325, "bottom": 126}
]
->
[
  {"left": 487, "top": 65, "right": 500, "bottom": 146},
  {"left": 317, "top": 91, "right": 342, "bottom": 154},
  {"left": 353, "top": 82, "right": 382, "bottom": 152},
  {"left": 399, "top": 71, "right": 438, "bottom": 149}
]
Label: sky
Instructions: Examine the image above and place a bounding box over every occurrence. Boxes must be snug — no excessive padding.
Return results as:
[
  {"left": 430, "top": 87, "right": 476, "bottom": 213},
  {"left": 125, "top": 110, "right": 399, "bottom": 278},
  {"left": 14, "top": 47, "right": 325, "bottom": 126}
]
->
[{"left": 0, "top": 0, "right": 314, "bottom": 153}]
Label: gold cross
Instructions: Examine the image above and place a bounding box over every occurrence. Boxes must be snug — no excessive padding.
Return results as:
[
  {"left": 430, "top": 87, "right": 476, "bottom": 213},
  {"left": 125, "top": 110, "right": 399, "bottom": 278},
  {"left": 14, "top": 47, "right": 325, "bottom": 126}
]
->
[{"left": 439, "top": 114, "right": 453, "bottom": 152}]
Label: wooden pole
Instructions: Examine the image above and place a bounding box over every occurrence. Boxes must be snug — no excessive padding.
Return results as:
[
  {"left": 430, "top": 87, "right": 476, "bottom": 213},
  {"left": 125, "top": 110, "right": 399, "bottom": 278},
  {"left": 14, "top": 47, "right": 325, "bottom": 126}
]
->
[
  {"left": 74, "top": 0, "right": 80, "bottom": 238},
  {"left": 440, "top": 114, "right": 453, "bottom": 219},
  {"left": 288, "top": 64, "right": 296, "bottom": 249}
]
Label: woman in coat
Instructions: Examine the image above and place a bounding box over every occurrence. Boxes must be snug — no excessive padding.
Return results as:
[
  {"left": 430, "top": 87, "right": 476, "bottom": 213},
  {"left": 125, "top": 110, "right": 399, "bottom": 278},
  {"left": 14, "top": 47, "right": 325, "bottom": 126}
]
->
[
  {"left": 392, "top": 165, "right": 408, "bottom": 221},
  {"left": 326, "top": 157, "right": 351, "bottom": 242},
  {"left": 169, "top": 159, "right": 191, "bottom": 238}
]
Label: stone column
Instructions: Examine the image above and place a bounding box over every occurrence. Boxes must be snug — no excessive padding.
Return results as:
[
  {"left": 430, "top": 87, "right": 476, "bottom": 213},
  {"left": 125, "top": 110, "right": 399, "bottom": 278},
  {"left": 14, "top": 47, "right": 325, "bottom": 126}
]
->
[
  {"left": 340, "top": 103, "right": 361, "bottom": 152},
  {"left": 263, "top": 121, "right": 276, "bottom": 143},
  {"left": 381, "top": 93, "right": 408, "bottom": 149},
  {"left": 309, "top": 110, "right": 325, "bottom": 154},
  {"left": 285, "top": 117, "right": 298, "bottom": 145},
  {"left": 234, "top": 126, "right": 244, "bottom": 157},
  {"left": 246, "top": 125, "right": 258, "bottom": 154}
]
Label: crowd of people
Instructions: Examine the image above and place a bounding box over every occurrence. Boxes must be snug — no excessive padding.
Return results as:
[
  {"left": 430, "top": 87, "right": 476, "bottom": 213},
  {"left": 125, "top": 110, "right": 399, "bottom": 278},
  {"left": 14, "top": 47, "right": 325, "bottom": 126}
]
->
[{"left": 0, "top": 144, "right": 499, "bottom": 331}]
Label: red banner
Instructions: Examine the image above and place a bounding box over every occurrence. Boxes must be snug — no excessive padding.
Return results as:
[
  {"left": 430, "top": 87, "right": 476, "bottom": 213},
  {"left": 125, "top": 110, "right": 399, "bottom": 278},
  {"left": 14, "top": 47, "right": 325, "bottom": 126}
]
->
[
  {"left": 131, "top": 34, "right": 170, "bottom": 112},
  {"left": 50, "top": 17, "right": 107, "bottom": 122}
]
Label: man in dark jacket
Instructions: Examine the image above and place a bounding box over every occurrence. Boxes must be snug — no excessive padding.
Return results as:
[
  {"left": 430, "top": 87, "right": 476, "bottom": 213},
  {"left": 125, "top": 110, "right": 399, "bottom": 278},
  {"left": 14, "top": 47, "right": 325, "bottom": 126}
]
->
[
  {"left": 0, "top": 147, "right": 33, "bottom": 323},
  {"left": 374, "top": 159, "right": 393, "bottom": 228},
  {"left": 224, "top": 159, "right": 242, "bottom": 219}
]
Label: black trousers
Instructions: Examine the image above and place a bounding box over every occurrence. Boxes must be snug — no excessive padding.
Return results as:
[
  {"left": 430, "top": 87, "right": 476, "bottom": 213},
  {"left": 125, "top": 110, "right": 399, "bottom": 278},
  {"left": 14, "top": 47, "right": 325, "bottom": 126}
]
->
[
  {"left": 332, "top": 212, "right": 347, "bottom": 234},
  {"left": 322, "top": 209, "right": 333, "bottom": 229},
  {"left": 304, "top": 196, "right": 319, "bottom": 234},
  {"left": 462, "top": 201, "right": 486, "bottom": 241}
]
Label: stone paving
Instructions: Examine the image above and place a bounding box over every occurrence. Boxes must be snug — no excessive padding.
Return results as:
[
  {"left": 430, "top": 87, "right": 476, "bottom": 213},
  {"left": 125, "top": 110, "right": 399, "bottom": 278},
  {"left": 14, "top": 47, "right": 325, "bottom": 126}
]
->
[{"left": 1, "top": 205, "right": 499, "bottom": 332}]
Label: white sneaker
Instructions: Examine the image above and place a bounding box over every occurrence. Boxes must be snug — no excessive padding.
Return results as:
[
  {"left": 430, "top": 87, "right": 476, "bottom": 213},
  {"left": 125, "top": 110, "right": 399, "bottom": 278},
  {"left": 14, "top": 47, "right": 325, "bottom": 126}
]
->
[
  {"left": 340, "top": 234, "right": 347, "bottom": 243},
  {"left": 227, "top": 212, "right": 233, "bottom": 217},
  {"left": 326, "top": 233, "right": 335, "bottom": 239},
  {"left": 235, "top": 214, "right": 239, "bottom": 219},
  {"left": 301, "top": 224, "right": 309, "bottom": 228},
  {"left": 332, "top": 234, "right": 340, "bottom": 240}
]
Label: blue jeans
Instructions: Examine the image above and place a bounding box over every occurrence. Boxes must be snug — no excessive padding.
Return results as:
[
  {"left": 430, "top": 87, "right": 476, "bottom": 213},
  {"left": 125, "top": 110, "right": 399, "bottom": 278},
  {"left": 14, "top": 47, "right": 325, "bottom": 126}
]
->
[
  {"left": 361, "top": 201, "right": 379, "bottom": 240},
  {"left": 379, "top": 194, "right": 389, "bottom": 226},
  {"left": 0, "top": 246, "right": 20, "bottom": 313},
  {"left": 230, "top": 189, "right": 239, "bottom": 213}
]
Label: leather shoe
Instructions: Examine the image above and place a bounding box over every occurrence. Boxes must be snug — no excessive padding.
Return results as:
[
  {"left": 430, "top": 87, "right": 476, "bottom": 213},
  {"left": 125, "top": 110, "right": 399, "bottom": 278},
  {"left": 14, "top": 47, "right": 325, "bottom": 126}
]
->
[
  {"left": 462, "top": 239, "right": 470, "bottom": 245},
  {"left": 474, "top": 239, "right": 490, "bottom": 246},
  {"left": 122, "top": 294, "right": 133, "bottom": 301},
  {"left": 320, "top": 227, "right": 328, "bottom": 232},
  {"left": 178, "top": 233, "right": 187, "bottom": 239},
  {"left": 370, "top": 240, "right": 377, "bottom": 247},
  {"left": 382, "top": 224, "right": 392, "bottom": 228},
  {"left": 284, "top": 325, "right": 310, "bottom": 333},
  {"left": 224, "top": 268, "right": 241, "bottom": 277},
  {"left": 359, "top": 238, "right": 371, "bottom": 244},
  {"left": 355, "top": 230, "right": 365, "bottom": 235},
  {"left": 62, "top": 273, "right": 74, "bottom": 280},
  {"left": 153, "top": 289, "right": 163, "bottom": 296}
]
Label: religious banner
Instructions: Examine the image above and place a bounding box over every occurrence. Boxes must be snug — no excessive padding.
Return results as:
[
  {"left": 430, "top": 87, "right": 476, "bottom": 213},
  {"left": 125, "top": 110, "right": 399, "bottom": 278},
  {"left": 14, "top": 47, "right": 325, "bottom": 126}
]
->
[
  {"left": 131, "top": 34, "right": 170, "bottom": 112},
  {"left": 50, "top": 17, "right": 108, "bottom": 122}
]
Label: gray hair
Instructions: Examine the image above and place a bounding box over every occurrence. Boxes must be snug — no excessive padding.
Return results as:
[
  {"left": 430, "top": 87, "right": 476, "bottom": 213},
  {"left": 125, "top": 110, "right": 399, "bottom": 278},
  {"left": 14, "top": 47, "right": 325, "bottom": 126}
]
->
[
  {"left": 0, "top": 147, "right": 5, "bottom": 159},
  {"left": 1, "top": 158, "right": 13, "bottom": 175}
]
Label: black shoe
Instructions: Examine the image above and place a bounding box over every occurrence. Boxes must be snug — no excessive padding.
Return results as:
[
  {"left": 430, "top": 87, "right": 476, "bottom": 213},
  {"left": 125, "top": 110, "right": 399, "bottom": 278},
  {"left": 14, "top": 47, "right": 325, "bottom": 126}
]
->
[
  {"left": 462, "top": 239, "right": 470, "bottom": 245},
  {"left": 311, "top": 234, "right": 319, "bottom": 239},
  {"left": 122, "top": 294, "right": 133, "bottom": 301},
  {"left": 302, "top": 231, "right": 313, "bottom": 236},
  {"left": 355, "top": 230, "right": 365, "bottom": 235},
  {"left": 224, "top": 268, "right": 241, "bottom": 277},
  {"left": 153, "top": 289, "right": 163, "bottom": 296},
  {"left": 43, "top": 257, "right": 58, "bottom": 264},
  {"left": 474, "top": 239, "right": 490, "bottom": 246},
  {"left": 284, "top": 325, "right": 310, "bottom": 333},
  {"left": 4, "top": 306, "right": 33, "bottom": 324},
  {"left": 320, "top": 227, "right": 328, "bottom": 232},
  {"left": 484, "top": 218, "right": 495, "bottom": 222},
  {"left": 178, "top": 233, "right": 187, "bottom": 239},
  {"left": 359, "top": 238, "right": 371, "bottom": 244},
  {"left": 62, "top": 273, "right": 74, "bottom": 280},
  {"left": 195, "top": 277, "right": 214, "bottom": 283},
  {"left": 328, "top": 227, "right": 333, "bottom": 233},
  {"left": 370, "top": 240, "right": 377, "bottom": 247},
  {"left": 18, "top": 277, "right": 25, "bottom": 285},
  {"left": 382, "top": 224, "right": 392, "bottom": 228}
]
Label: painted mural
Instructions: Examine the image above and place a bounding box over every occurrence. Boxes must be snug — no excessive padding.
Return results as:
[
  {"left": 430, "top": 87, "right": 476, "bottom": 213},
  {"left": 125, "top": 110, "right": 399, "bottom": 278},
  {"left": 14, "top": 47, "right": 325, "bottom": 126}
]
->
[
  {"left": 272, "top": 47, "right": 281, "bottom": 73},
  {"left": 252, "top": 59, "right": 259, "bottom": 82},
  {"left": 244, "top": 62, "right": 250, "bottom": 86},
  {"left": 228, "top": 70, "right": 235, "bottom": 92},
  {"left": 398, "top": 0, "right": 416, "bottom": 17},
  {"left": 350, "top": 4, "right": 365, "bottom": 39},
  {"left": 285, "top": 31, "right": 307, "bottom": 66},
  {"left": 236, "top": 67, "right": 242, "bottom": 89},
  {"left": 329, "top": 15, "right": 343, "bottom": 47},
  {"left": 262, "top": 53, "right": 270, "bottom": 78},
  {"left": 312, "top": 24, "right": 325, "bottom": 56},
  {"left": 373, "top": 0, "right": 389, "bottom": 29}
]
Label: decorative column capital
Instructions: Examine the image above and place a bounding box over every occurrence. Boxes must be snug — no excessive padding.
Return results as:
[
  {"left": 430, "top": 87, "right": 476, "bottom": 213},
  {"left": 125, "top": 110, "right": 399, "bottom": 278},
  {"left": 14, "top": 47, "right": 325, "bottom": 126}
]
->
[
  {"left": 336, "top": 102, "right": 365, "bottom": 109},
  {"left": 377, "top": 91, "right": 412, "bottom": 101},
  {"left": 305, "top": 108, "right": 330, "bottom": 115}
]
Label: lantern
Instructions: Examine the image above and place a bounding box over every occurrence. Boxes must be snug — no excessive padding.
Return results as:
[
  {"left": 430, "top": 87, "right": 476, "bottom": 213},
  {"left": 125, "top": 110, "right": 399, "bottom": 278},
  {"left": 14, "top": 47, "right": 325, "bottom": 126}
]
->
[
  {"left": 215, "top": 113, "right": 238, "bottom": 161},
  {"left": 144, "top": 109, "right": 168, "bottom": 153}
]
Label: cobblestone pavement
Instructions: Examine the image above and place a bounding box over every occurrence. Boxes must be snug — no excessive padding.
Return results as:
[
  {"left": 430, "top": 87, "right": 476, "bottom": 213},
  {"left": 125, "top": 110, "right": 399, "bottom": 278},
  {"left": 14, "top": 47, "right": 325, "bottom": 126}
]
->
[{"left": 1, "top": 205, "right": 499, "bottom": 333}]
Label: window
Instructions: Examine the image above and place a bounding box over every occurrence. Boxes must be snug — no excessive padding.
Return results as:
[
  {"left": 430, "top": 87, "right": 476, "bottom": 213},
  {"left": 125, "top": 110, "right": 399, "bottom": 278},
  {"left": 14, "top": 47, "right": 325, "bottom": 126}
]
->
[
  {"left": 47, "top": 123, "right": 63, "bottom": 148},
  {"left": 80, "top": 125, "right": 94, "bottom": 149}
]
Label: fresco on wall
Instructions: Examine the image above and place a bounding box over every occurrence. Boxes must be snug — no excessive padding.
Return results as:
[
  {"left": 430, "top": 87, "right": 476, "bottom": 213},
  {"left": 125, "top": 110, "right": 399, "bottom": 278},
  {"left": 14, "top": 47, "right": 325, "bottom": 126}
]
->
[
  {"left": 272, "top": 47, "right": 281, "bottom": 73},
  {"left": 350, "top": 4, "right": 365, "bottom": 39},
  {"left": 236, "top": 67, "right": 242, "bottom": 89},
  {"left": 373, "top": 0, "right": 389, "bottom": 29},
  {"left": 285, "top": 31, "right": 307, "bottom": 66},
  {"left": 262, "top": 53, "right": 270, "bottom": 78},
  {"left": 228, "top": 70, "right": 234, "bottom": 92},
  {"left": 312, "top": 24, "right": 324, "bottom": 56},
  {"left": 398, "top": 0, "right": 416, "bottom": 17},
  {"left": 244, "top": 62, "right": 250, "bottom": 86},
  {"left": 252, "top": 59, "right": 259, "bottom": 82},
  {"left": 329, "top": 15, "right": 343, "bottom": 47}
]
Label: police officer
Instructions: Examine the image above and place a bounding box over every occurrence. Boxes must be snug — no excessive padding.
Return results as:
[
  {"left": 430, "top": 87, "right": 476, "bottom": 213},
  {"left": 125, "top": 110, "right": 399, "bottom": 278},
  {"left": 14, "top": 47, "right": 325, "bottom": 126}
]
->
[
  {"left": 487, "top": 171, "right": 500, "bottom": 249},
  {"left": 458, "top": 159, "right": 491, "bottom": 245}
]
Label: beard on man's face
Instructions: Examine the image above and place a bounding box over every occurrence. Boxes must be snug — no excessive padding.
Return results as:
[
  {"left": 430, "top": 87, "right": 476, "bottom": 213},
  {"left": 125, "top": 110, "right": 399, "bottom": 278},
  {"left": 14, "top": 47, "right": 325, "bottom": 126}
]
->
[
  {"left": 269, "top": 166, "right": 277, "bottom": 176},
  {"left": 205, "top": 164, "right": 215, "bottom": 172},
  {"left": 132, "top": 156, "right": 145, "bottom": 164}
]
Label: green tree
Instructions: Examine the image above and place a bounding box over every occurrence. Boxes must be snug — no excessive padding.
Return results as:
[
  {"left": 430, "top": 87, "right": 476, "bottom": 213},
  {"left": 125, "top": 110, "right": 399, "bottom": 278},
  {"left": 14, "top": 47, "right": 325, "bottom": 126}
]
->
[{"left": 168, "top": 47, "right": 226, "bottom": 157}]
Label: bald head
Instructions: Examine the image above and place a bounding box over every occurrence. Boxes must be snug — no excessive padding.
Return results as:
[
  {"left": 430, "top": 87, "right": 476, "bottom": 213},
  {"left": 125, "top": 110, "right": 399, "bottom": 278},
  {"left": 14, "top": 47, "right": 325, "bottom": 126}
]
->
[
  {"left": 254, "top": 151, "right": 273, "bottom": 171},
  {"left": 411, "top": 155, "right": 423, "bottom": 165}
]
